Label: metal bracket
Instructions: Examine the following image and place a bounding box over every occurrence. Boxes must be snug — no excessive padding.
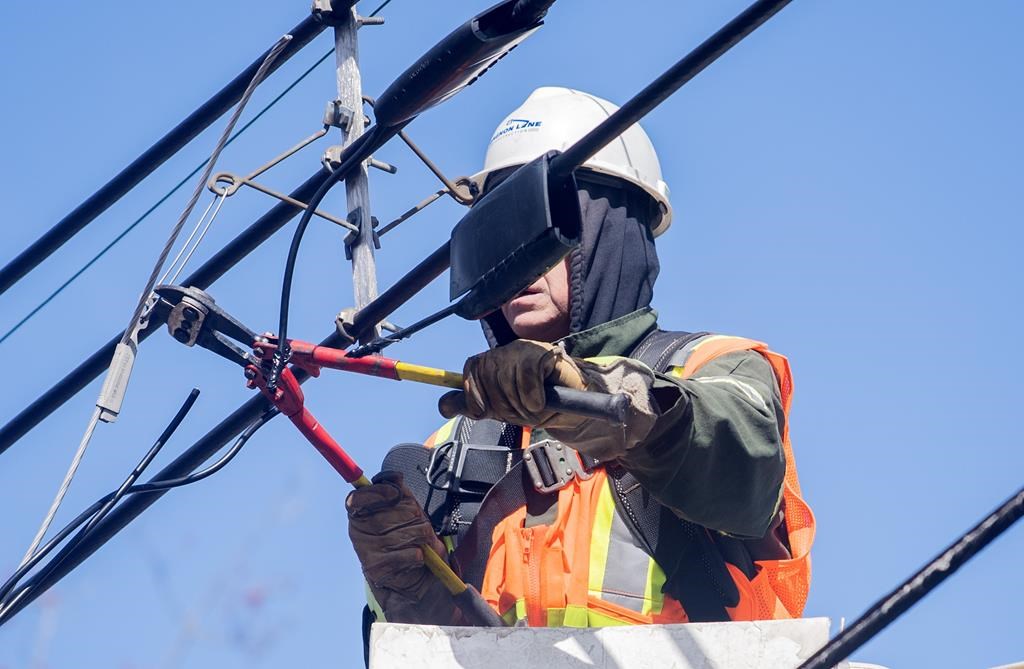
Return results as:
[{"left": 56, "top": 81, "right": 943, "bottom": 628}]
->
[
  {"left": 523, "top": 439, "right": 595, "bottom": 494},
  {"left": 343, "top": 207, "right": 380, "bottom": 260},
  {"left": 324, "top": 100, "right": 356, "bottom": 131},
  {"left": 209, "top": 172, "right": 356, "bottom": 232},
  {"left": 322, "top": 144, "right": 396, "bottom": 175},
  {"left": 311, "top": 0, "right": 358, "bottom": 26}
]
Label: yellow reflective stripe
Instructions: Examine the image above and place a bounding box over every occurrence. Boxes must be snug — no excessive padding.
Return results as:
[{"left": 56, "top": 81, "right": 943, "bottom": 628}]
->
[
  {"left": 365, "top": 580, "right": 386, "bottom": 622},
  {"left": 545, "top": 605, "right": 589, "bottom": 628},
  {"left": 587, "top": 484, "right": 616, "bottom": 598},
  {"left": 515, "top": 598, "right": 527, "bottom": 622},
  {"left": 586, "top": 609, "right": 633, "bottom": 627},
  {"left": 642, "top": 559, "right": 667, "bottom": 616},
  {"left": 432, "top": 417, "right": 459, "bottom": 446},
  {"left": 501, "top": 605, "right": 519, "bottom": 625}
]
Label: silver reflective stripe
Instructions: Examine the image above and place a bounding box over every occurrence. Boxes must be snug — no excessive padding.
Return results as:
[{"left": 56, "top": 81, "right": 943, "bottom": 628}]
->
[
  {"left": 596, "top": 503, "right": 659, "bottom": 613},
  {"left": 664, "top": 333, "right": 717, "bottom": 374},
  {"left": 692, "top": 376, "right": 769, "bottom": 413}
]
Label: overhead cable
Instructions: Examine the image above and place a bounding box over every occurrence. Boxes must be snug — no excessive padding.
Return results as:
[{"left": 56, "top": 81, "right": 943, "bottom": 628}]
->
[
  {"left": 0, "top": 168, "right": 328, "bottom": 458},
  {"left": 0, "top": 17, "right": 326, "bottom": 297},
  {"left": 798, "top": 484, "right": 1024, "bottom": 669},
  {"left": 0, "top": 0, "right": 399, "bottom": 346},
  {"left": 0, "top": 48, "right": 334, "bottom": 346},
  {"left": 0, "top": 403, "right": 277, "bottom": 623},
  {"left": 13, "top": 35, "right": 291, "bottom": 577}
]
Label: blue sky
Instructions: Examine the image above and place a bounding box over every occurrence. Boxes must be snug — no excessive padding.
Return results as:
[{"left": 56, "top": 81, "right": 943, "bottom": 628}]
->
[{"left": 1, "top": 1, "right": 1022, "bottom": 667}]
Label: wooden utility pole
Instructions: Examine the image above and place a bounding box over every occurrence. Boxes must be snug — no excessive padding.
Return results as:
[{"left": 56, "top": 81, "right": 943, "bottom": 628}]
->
[{"left": 333, "top": 4, "right": 379, "bottom": 338}]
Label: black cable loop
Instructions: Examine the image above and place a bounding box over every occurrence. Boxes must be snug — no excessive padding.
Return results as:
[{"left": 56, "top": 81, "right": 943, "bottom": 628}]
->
[{"left": 0, "top": 407, "right": 277, "bottom": 616}]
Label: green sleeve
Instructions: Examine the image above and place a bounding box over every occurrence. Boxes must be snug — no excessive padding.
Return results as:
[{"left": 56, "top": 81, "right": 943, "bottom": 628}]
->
[{"left": 617, "top": 350, "right": 786, "bottom": 539}]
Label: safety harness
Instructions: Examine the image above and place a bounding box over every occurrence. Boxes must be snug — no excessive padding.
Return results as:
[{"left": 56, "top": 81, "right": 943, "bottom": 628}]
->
[{"left": 379, "top": 330, "right": 753, "bottom": 623}]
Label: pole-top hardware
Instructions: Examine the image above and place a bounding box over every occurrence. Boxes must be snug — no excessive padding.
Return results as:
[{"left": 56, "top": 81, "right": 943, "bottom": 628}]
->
[
  {"left": 358, "top": 15, "right": 385, "bottom": 27},
  {"left": 368, "top": 157, "right": 397, "bottom": 174},
  {"left": 311, "top": 0, "right": 359, "bottom": 27},
  {"left": 343, "top": 207, "right": 380, "bottom": 260},
  {"left": 334, "top": 307, "right": 359, "bottom": 347},
  {"left": 323, "top": 100, "right": 357, "bottom": 131},
  {"left": 322, "top": 144, "right": 395, "bottom": 175}
]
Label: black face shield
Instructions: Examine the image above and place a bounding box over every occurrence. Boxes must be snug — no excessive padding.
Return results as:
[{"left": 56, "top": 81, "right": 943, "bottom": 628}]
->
[{"left": 480, "top": 169, "right": 661, "bottom": 347}]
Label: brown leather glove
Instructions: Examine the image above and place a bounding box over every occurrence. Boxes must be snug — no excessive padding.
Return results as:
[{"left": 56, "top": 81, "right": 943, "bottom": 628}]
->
[
  {"left": 346, "top": 471, "right": 454, "bottom": 622},
  {"left": 440, "top": 342, "right": 664, "bottom": 462},
  {"left": 438, "top": 339, "right": 587, "bottom": 428}
]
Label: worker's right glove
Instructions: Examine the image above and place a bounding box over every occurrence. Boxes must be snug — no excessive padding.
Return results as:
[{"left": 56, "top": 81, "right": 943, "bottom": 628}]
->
[
  {"left": 438, "top": 340, "right": 664, "bottom": 462},
  {"left": 346, "top": 471, "right": 456, "bottom": 623}
]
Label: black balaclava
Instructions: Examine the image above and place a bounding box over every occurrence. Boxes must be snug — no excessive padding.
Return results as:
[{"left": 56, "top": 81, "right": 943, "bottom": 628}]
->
[{"left": 481, "top": 174, "right": 661, "bottom": 347}]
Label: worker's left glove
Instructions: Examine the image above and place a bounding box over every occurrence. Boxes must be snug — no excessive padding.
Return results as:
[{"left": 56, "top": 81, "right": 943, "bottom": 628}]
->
[
  {"left": 438, "top": 340, "right": 661, "bottom": 461},
  {"left": 346, "top": 471, "right": 456, "bottom": 624}
]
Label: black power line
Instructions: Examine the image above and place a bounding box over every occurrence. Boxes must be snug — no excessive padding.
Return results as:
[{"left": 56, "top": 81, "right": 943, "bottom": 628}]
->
[
  {"left": 0, "top": 405, "right": 277, "bottom": 623},
  {"left": 550, "top": 0, "right": 792, "bottom": 181},
  {"left": 0, "top": 16, "right": 326, "bottom": 297},
  {"left": 798, "top": 484, "right": 1024, "bottom": 669},
  {"left": 0, "top": 168, "right": 328, "bottom": 457}
]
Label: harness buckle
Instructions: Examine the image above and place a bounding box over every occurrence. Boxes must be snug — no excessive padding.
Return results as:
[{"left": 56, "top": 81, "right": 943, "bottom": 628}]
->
[
  {"left": 426, "top": 440, "right": 516, "bottom": 496},
  {"left": 522, "top": 439, "right": 595, "bottom": 494}
]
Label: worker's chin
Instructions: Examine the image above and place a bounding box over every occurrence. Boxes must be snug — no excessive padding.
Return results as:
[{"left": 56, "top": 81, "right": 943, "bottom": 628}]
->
[{"left": 505, "top": 310, "right": 566, "bottom": 342}]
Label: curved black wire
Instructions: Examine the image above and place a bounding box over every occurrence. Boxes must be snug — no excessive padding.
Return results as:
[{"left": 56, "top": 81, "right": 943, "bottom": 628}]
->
[
  {"left": 0, "top": 405, "right": 277, "bottom": 610},
  {"left": 269, "top": 125, "right": 385, "bottom": 390}
]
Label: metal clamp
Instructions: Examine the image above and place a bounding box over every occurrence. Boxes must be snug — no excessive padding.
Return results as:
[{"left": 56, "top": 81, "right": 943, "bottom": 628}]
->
[
  {"left": 311, "top": 0, "right": 356, "bottom": 26},
  {"left": 523, "top": 439, "right": 595, "bottom": 494},
  {"left": 343, "top": 207, "right": 380, "bottom": 259}
]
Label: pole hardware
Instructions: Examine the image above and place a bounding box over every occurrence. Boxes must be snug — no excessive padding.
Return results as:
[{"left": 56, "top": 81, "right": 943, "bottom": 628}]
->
[
  {"left": 211, "top": 172, "right": 356, "bottom": 232},
  {"left": 358, "top": 15, "right": 385, "bottom": 27},
  {"left": 271, "top": 0, "right": 559, "bottom": 385},
  {"left": 321, "top": 144, "right": 396, "bottom": 175},
  {"left": 343, "top": 207, "right": 380, "bottom": 260},
  {"left": 363, "top": 96, "right": 475, "bottom": 205},
  {"left": 367, "top": 157, "right": 397, "bottom": 174},
  {"left": 311, "top": 0, "right": 360, "bottom": 27},
  {"left": 323, "top": 99, "right": 358, "bottom": 130}
]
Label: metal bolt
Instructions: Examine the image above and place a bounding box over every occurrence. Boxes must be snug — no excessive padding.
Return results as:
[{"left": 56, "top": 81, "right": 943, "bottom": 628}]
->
[
  {"left": 565, "top": 469, "right": 573, "bottom": 476},
  {"left": 523, "top": 453, "right": 532, "bottom": 460},
  {"left": 244, "top": 368, "right": 257, "bottom": 380},
  {"left": 554, "top": 443, "right": 563, "bottom": 450},
  {"left": 534, "top": 481, "right": 543, "bottom": 488}
]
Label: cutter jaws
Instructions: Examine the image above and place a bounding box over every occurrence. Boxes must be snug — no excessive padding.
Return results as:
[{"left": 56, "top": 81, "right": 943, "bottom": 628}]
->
[{"left": 154, "top": 284, "right": 260, "bottom": 367}]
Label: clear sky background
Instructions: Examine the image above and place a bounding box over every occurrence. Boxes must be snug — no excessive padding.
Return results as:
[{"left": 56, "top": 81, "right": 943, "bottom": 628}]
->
[{"left": 1, "top": 1, "right": 1022, "bottom": 667}]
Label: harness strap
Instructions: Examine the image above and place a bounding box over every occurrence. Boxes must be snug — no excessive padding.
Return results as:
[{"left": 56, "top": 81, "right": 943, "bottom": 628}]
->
[{"left": 617, "top": 329, "right": 740, "bottom": 621}]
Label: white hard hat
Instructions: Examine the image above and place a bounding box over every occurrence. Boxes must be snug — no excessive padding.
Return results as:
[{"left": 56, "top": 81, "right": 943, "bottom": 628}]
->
[{"left": 472, "top": 86, "right": 673, "bottom": 236}]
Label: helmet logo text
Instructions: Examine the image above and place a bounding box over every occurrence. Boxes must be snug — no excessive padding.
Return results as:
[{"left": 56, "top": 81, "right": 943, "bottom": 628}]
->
[{"left": 491, "top": 118, "right": 543, "bottom": 141}]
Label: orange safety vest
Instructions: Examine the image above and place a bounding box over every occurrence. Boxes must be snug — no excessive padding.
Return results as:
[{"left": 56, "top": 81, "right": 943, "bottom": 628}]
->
[{"left": 430, "top": 335, "right": 814, "bottom": 627}]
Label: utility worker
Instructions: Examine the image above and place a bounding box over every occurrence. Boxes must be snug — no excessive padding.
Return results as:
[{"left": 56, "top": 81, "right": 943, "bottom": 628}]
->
[{"left": 346, "top": 87, "right": 814, "bottom": 638}]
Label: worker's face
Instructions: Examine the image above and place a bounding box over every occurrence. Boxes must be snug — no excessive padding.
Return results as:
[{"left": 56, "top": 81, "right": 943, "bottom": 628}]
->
[{"left": 500, "top": 259, "right": 571, "bottom": 342}]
